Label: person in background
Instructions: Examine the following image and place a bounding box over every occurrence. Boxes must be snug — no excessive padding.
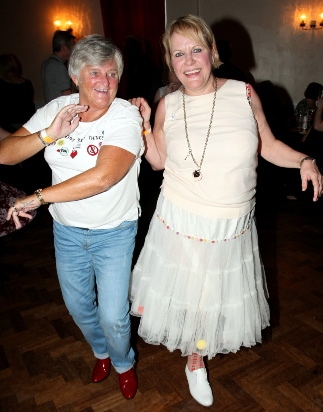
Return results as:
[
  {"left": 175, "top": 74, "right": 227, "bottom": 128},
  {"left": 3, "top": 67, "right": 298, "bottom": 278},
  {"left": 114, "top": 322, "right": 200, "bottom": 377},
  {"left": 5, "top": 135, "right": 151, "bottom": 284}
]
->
[
  {"left": 41, "top": 30, "right": 76, "bottom": 103},
  {"left": 129, "top": 15, "right": 322, "bottom": 407},
  {"left": 0, "top": 53, "right": 39, "bottom": 192},
  {"left": 0, "top": 53, "right": 35, "bottom": 133},
  {"left": 294, "top": 82, "right": 323, "bottom": 131},
  {"left": 213, "top": 38, "right": 250, "bottom": 83},
  {"left": 151, "top": 64, "right": 182, "bottom": 120},
  {"left": 303, "top": 94, "right": 323, "bottom": 172},
  {"left": 153, "top": 65, "right": 182, "bottom": 103},
  {"left": 0, "top": 126, "right": 37, "bottom": 238},
  {"left": 1, "top": 34, "right": 144, "bottom": 400},
  {"left": 256, "top": 80, "right": 292, "bottom": 202},
  {"left": 122, "top": 35, "right": 161, "bottom": 106},
  {"left": 313, "top": 95, "right": 323, "bottom": 132}
]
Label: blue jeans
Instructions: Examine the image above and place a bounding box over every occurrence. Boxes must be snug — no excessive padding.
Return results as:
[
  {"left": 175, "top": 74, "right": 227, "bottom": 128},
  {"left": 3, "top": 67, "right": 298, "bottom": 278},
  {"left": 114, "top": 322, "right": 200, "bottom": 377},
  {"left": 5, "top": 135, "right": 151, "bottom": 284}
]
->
[{"left": 53, "top": 219, "right": 137, "bottom": 374}]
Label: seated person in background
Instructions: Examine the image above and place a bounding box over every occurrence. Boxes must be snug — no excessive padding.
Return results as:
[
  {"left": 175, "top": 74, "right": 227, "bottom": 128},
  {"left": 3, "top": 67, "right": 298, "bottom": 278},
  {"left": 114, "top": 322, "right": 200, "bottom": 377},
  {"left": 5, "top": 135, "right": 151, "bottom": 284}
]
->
[
  {"left": 294, "top": 82, "right": 323, "bottom": 130},
  {"left": 41, "top": 30, "right": 76, "bottom": 103},
  {"left": 314, "top": 96, "right": 323, "bottom": 132},
  {"left": 290, "top": 91, "right": 323, "bottom": 200},
  {"left": 304, "top": 95, "right": 323, "bottom": 172}
]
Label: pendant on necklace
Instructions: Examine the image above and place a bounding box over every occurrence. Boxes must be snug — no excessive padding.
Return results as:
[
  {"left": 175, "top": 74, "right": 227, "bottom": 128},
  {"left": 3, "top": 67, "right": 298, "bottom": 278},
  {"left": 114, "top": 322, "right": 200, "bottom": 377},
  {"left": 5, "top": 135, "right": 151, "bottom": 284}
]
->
[{"left": 193, "top": 170, "right": 202, "bottom": 181}]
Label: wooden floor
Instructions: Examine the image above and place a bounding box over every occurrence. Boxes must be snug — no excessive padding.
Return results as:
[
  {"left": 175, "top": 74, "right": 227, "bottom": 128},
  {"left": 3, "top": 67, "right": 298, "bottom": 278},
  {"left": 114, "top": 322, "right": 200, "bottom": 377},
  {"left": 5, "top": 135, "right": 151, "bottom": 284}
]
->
[{"left": 1, "top": 176, "right": 323, "bottom": 411}]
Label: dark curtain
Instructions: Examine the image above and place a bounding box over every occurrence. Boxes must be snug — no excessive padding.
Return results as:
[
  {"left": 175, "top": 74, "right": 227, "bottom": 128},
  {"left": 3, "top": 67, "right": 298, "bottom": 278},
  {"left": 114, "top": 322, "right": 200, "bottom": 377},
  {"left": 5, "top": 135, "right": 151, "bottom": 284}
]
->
[{"left": 100, "top": 0, "right": 165, "bottom": 101}]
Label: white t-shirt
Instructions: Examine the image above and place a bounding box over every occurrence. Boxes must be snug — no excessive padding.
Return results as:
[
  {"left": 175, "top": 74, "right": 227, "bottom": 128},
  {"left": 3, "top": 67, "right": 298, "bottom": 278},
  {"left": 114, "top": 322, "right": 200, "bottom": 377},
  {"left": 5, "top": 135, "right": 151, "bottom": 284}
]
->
[{"left": 24, "top": 94, "right": 144, "bottom": 229}]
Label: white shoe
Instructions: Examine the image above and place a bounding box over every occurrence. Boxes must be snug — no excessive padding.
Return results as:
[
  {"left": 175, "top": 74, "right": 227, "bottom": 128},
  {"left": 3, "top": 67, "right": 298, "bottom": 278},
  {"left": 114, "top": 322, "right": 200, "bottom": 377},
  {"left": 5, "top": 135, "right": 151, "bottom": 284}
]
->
[{"left": 185, "top": 365, "right": 213, "bottom": 407}]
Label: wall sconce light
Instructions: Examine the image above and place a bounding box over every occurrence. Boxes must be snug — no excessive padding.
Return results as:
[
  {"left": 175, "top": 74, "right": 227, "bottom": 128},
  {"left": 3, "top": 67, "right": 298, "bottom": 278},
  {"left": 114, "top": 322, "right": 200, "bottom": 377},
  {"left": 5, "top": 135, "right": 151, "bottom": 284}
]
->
[
  {"left": 300, "top": 13, "right": 323, "bottom": 30},
  {"left": 53, "top": 20, "right": 73, "bottom": 31}
]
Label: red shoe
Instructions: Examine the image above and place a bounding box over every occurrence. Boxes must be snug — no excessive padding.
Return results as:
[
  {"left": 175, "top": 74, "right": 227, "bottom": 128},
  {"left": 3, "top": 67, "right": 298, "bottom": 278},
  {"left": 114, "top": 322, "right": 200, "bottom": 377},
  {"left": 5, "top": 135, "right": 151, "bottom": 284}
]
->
[
  {"left": 92, "top": 358, "right": 111, "bottom": 383},
  {"left": 119, "top": 367, "right": 137, "bottom": 399}
]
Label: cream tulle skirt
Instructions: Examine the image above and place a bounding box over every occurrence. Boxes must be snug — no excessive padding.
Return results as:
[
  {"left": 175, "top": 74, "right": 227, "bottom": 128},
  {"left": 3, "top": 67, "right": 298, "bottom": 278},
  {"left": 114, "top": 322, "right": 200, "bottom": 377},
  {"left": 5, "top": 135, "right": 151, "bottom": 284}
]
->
[{"left": 130, "top": 193, "right": 270, "bottom": 359}]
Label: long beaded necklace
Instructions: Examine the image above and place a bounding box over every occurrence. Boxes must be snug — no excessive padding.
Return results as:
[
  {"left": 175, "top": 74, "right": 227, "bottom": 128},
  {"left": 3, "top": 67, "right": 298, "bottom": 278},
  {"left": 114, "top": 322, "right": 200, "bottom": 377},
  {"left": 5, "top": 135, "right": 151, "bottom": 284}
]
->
[{"left": 182, "top": 77, "right": 217, "bottom": 181}]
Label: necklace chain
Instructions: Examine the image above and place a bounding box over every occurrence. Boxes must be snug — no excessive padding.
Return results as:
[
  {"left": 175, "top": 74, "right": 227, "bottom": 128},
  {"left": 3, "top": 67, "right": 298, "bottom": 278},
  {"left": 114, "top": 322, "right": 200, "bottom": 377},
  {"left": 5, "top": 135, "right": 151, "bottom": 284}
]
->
[{"left": 182, "top": 77, "right": 217, "bottom": 180}]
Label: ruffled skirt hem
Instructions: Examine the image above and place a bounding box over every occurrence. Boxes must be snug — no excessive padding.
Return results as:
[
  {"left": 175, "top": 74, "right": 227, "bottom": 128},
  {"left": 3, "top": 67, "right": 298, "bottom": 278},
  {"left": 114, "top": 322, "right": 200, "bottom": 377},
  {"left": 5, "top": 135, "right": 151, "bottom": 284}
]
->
[{"left": 130, "top": 193, "right": 270, "bottom": 359}]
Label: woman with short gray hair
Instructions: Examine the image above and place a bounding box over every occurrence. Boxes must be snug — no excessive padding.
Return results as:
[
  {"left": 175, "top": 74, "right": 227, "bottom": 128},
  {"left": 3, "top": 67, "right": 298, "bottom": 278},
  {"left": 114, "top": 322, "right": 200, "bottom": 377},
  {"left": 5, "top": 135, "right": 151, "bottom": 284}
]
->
[{"left": 0, "top": 34, "right": 143, "bottom": 400}]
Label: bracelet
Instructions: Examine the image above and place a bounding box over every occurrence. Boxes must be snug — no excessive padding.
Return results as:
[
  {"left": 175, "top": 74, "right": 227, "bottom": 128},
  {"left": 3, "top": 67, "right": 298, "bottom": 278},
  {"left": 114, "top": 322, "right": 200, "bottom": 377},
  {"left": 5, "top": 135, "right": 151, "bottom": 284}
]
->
[
  {"left": 300, "top": 156, "right": 316, "bottom": 168},
  {"left": 34, "top": 189, "right": 48, "bottom": 205},
  {"left": 142, "top": 127, "right": 152, "bottom": 136},
  {"left": 37, "top": 131, "right": 47, "bottom": 146}
]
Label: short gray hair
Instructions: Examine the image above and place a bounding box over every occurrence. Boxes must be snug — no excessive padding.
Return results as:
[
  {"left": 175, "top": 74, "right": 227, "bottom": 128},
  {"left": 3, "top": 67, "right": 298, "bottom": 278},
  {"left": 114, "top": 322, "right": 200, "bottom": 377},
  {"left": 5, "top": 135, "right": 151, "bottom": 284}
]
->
[{"left": 68, "top": 34, "right": 124, "bottom": 80}]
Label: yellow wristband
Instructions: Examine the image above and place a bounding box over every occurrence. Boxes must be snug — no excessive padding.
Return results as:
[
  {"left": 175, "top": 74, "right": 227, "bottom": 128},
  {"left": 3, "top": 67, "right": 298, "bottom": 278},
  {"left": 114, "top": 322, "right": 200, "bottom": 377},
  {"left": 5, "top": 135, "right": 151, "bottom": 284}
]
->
[
  {"left": 142, "top": 127, "right": 152, "bottom": 136},
  {"left": 40, "top": 129, "right": 55, "bottom": 144}
]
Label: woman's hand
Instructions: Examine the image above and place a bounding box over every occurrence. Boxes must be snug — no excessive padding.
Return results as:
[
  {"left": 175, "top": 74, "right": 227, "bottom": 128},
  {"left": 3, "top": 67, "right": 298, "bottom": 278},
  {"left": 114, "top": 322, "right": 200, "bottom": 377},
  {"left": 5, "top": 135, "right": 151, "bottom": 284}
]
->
[
  {"left": 7, "top": 194, "right": 42, "bottom": 229},
  {"left": 46, "top": 104, "right": 88, "bottom": 140},
  {"left": 129, "top": 97, "right": 151, "bottom": 123},
  {"left": 300, "top": 160, "right": 323, "bottom": 201}
]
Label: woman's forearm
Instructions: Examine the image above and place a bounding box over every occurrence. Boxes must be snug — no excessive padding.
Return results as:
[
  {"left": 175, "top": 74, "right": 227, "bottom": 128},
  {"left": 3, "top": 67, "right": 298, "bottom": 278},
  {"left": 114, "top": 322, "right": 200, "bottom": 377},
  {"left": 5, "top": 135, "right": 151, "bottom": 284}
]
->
[
  {"left": 38, "top": 147, "right": 136, "bottom": 203},
  {"left": 261, "top": 138, "right": 307, "bottom": 168},
  {"left": 0, "top": 128, "right": 46, "bottom": 165},
  {"left": 143, "top": 121, "right": 166, "bottom": 171}
]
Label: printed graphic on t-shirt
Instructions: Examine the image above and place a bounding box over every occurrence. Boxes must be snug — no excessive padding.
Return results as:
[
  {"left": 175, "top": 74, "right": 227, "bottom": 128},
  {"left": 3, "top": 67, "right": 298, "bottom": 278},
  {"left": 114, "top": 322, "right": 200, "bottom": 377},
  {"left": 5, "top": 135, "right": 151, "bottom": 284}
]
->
[
  {"left": 87, "top": 145, "right": 99, "bottom": 156},
  {"left": 54, "top": 133, "right": 103, "bottom": 159}
]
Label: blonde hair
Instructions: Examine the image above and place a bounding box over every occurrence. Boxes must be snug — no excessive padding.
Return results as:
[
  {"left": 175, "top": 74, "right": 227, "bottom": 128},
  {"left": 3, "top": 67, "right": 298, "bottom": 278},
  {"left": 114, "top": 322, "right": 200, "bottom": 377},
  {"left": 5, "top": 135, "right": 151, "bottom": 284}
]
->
[{"left": 162, "top": 15, "right": 220, "bottom": 71}]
